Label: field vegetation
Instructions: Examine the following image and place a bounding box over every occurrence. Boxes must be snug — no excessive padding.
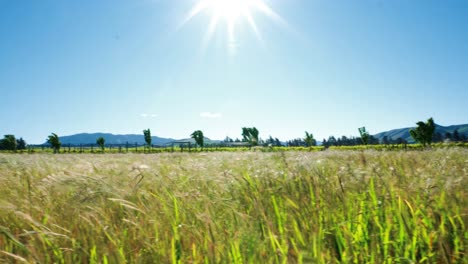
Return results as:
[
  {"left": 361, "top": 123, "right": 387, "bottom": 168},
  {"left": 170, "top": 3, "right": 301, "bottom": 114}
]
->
[
  {"left": 0, "top": 149, "right": 466, "bottom": 263},
  {"left": 2, "top": 141, "right": 467, "bottom": 155}
]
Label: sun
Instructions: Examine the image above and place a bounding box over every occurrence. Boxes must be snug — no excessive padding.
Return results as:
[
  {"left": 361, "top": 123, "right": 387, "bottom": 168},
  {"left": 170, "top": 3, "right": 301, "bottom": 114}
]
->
[
  {"left": 209, "top": 0, "right": 249, "bottom": 22},
  {"left": 181, "top": 0, "right": 284, "bottom": 54}
]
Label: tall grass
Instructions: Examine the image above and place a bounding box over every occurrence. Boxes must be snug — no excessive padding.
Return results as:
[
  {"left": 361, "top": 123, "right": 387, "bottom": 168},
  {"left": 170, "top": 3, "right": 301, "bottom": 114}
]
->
[{"left": 0, "top": 149, "right": 466, "bottom": 263}]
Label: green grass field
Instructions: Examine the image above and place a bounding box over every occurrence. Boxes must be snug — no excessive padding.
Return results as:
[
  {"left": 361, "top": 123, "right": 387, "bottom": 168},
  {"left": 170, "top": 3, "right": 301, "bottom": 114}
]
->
[{"left": 0, "top": 149, "right": 466, "bottom": 263}]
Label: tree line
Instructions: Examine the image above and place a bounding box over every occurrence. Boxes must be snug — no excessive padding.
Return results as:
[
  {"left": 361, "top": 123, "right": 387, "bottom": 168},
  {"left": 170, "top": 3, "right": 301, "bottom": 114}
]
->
[
  {"left": 0, "top": 135, "right": 26, "bottom": 151},
  {"left": 1, "top": 118, "right": 466, "bottom": 152}
]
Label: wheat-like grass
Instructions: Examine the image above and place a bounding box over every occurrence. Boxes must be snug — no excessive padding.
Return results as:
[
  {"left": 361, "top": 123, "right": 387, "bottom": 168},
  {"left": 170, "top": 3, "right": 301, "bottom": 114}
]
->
[{"left": 0, "top": 149, "right": 466, "bottom": 263}]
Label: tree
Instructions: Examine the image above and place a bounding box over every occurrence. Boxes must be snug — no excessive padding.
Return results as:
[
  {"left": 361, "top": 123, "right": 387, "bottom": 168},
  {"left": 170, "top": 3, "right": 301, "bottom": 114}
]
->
[
  {"left": 0, "top": 135, "right": 17, "bottom": 151},
  {"left": 264, "top": 136, "right": 281, "bottom": 147},
  {"left": 322, "top": 139, "right": 328, "bottom": 148},
  {"left": 304, "top": 131, "right": 316, "bottom": 149},
  {"left": 16, "top": 138, "right": 27, "bottom": 150},
  {"left": 369, "top": 135, "right": 379, "bottom": 145},
  {"left": 328, "top": 136, "right": 337, "bottom": 146},
  {"left": 275, "top": 138, "right": 281, "bottom": 147},
  {"left": 461, "top": 134, "right": 467, "bottom": 142},
  {"left": 453, "top": 129, "right": 460, "bottom": 142},
  {"left": 358, "top": 127, "right": 370, "bottom": 145},
  {"left": 396, "top": 137, "right": 407, "bottom": 145},
  {"left": 241, "top": 127, "right": 259, "bottom": 146},
  {"left": 340, "top": 136, "right": 349, "bottom": 146},
  {"left": 382, "top": 136, "right": 390, "bottom": 145},
  {"left": 409, "top": 117, "right": 435, "bottom": 147},
  {"left": 444, "top": 132, "right": 452, "bottom": 141},
  {"left": 96, "top": 137, "right": 105, "bottom": 152},
  {"left": 287, "top": 138, "right": 306, "bottom": 147},
  {"left": 433, "top": 132, "right": 443, "bottom": 143},
  {"left": 191, "top": 130, "right": 204, "bottom": 149},
  {"left": 143, "top": 129, "right": 152, "bottom": 147},
  {"left": 47, "top": 133, "right": 62, "bottom": 153},
  {"left": 267, "top": 135, "right": 275, "bottom": 146}
]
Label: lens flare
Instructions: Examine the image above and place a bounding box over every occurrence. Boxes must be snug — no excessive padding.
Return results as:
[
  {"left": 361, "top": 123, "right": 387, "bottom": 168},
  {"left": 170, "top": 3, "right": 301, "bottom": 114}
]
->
[{"left": 181, "top": 0, "right": 285, "bottom": 55}]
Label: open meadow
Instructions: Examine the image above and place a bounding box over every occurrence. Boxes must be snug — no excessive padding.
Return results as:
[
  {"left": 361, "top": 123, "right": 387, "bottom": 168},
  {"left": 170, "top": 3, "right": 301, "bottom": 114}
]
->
[{"left": 0, "top": 149, "right": 466, "bottom": 263}]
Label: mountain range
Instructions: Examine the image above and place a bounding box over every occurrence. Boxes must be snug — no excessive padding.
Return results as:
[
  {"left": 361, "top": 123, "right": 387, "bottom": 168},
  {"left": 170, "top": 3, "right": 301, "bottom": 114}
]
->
[
  {"left": 53, "top": 133, "right": 222, "bottom": 146},
  {"left": 56, "top": 133, "right": 176, "bottom": 146},
  {"left": 373, "top": 123, "right": 468, "bottom": 143},
  {"left": 49, "top": 123, "right": 467, "bottom": 146}
]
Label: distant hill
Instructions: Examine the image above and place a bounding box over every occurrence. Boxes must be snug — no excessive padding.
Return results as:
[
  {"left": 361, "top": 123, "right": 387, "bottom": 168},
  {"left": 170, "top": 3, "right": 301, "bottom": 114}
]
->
[
  {"left": 43, "top": 124, "right": 467, "bottom": 146},
  {"left": 53, "top": 133, "right": 175, "bottom": 146},
  {"left": 48, "top": 133, "right": 221, "bottom": 146},
  {"left": 373, "top": 124, "right": 468, "bottom": 143}
]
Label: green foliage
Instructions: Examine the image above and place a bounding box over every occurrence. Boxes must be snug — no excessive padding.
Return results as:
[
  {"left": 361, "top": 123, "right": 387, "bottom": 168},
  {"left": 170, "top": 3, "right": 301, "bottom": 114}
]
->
[
  {"left": 16, "top": 138, "right": 27, "bottom": 150},
  {"left": 46, "top": 133, "right": 62, "bottom": 153},
  {"left": 191, "top": 130, "right": 204, "bottom": 148},
  {"left": 96, "top": 137, "right": 105, "bottom": 152},
  {"left": 242, "top": 127, "right": 259, "bottom": 146},
  {"left": 453, "top": 129, "right": 460, "bottom": 141},
  {"left": 4, "top": 142, "right": 467, "bottom": 154},
  {"left": 409, "top": 117, "right": 435, "bottom": 146},
  {"left": 0, "top": 135, "right": 17, "bottom": 151},
  {"left": 304, "top": 131, "right": 316, "bottom": 148},
  {"left": 0, "top": 150, "right": 465, "bottom": 263},
  {"left": 358, "top": 127, "right": 370, "bottom": 145},
  {"left": 143, "top": 129, "right": 152, "bottom": 147}
]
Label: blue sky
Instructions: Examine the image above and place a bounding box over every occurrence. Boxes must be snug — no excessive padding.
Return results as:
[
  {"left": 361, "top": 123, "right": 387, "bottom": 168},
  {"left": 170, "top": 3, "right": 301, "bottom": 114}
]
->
[{"left": 1, "top": 0, "right": 467, "bottom": 144}]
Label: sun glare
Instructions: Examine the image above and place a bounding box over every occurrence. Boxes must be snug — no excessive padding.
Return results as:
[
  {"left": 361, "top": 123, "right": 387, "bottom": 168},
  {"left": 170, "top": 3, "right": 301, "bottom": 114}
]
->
[
  {"left": 181, "top": 0, "right": 284, "bottom": 55},
  {"left": 210, "top": 0, "right": 248, "bottom": 22}
]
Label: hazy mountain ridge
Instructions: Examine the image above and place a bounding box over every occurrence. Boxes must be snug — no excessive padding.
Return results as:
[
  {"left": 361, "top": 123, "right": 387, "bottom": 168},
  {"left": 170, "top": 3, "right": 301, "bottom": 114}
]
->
[
  {"left": 52, "top": 133, "right": 221, "bottom": 146},
  {"left": 373, "top": 124, "right": 468, "bottom": 143},
  {"left": 56, "top": 133, "right": 176, "bottom": 146},
  {"left": 50, "top": 123, "right": 467, "bottom": 145}
]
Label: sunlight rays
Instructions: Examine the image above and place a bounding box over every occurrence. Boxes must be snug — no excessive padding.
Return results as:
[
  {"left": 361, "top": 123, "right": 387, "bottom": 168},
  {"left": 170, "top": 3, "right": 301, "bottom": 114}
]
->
[{"left": 181, "top": 0, "right": 284, "bottom": 55}]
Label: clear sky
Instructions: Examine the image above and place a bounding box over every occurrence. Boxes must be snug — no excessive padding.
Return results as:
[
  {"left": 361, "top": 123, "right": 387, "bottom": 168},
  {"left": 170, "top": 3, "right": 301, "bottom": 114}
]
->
[{"left": 1, "top": 0, "right": 467, "bottom": 144}]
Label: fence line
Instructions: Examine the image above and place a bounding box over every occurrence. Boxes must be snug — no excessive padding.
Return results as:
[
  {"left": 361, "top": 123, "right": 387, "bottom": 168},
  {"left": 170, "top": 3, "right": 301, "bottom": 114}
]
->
[{"left": 25, "top": 141, "right": 255, "bottom": 154}]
